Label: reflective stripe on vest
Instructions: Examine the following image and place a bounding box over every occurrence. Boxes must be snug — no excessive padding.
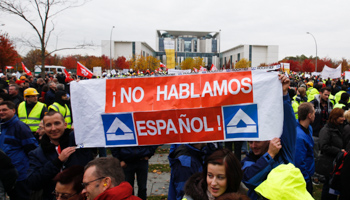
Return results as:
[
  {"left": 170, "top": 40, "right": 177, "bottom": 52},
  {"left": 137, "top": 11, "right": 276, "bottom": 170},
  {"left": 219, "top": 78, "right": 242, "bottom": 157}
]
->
[
  {"left": 49, "top": 103, "right": 72, "bottom": 128},
  {"left": 18, "top": 101, "right": 45, "bottom": 132}
]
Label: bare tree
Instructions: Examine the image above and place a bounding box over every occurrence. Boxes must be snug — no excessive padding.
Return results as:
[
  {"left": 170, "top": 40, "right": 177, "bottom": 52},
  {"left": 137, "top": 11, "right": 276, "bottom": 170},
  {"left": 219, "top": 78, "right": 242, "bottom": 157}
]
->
[{"left": 0, "top": 0, "right": 91, "bottom": 77}]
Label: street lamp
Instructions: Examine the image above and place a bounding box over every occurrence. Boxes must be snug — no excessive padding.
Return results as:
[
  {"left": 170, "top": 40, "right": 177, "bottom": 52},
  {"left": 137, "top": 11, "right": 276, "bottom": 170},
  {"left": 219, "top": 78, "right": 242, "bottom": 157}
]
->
[
  {"left": 306, "top": 32, "right": 318, "bottom": 72},
  {"left": 219, "top": 29, "right": 221, "bottom": 69},
  {"left": 110, "top": 26, "right": 115, "bottom": 70}
]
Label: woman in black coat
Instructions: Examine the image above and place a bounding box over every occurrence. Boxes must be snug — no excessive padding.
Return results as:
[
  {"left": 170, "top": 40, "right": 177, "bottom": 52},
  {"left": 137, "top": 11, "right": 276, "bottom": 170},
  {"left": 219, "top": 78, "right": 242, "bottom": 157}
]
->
[{"left": 319, "top": 108, "right": 346, "bottom": 200}]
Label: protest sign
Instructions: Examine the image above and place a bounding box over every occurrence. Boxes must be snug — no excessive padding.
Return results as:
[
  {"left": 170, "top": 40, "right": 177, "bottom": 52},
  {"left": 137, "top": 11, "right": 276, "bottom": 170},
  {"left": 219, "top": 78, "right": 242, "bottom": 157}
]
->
[
  {"left": 321, "top": 64, "right": 341, "bottom": 79},
  {"left": 71, "top": 71, "right": 284, "bottom": 147}
]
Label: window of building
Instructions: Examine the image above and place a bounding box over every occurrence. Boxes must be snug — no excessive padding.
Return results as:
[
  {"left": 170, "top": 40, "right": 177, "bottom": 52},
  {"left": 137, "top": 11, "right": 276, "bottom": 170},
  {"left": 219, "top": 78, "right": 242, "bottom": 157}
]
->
[
  {"left": 159, "top": 38, "right": 164, "bottom": 51},
  {"left": 212, "top": 40, "right": 217, "bottom": 53}
]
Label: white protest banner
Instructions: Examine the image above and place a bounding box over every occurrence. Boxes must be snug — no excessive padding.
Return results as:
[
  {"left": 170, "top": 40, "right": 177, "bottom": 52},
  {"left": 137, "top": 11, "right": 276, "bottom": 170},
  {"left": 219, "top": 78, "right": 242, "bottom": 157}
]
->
[
  {"left": 311, "top": 72, "right": 321, "bottom": 77},
  {"left": 168, "top": 69, "right": 191, "bottom": 75},
  {"left": 93, "top": 67, "right": 102, "bottom": 77},
  {"left": 345, "top": 71, "right": 350, "bottom": 81},
  {"left": 321, "top": 64, "right": 342, "bottom": 79},
  {"left": 71, "top": 71, "right": 284, "bottom": 147}
]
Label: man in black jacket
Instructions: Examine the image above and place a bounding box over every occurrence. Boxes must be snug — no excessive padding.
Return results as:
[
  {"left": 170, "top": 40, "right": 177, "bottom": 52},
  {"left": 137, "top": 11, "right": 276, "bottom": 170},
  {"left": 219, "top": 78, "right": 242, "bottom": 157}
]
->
[
  {"left": 27, "top": 111, "right": 93, "bottom": 200},
  {"left": 111, "top": 145, "right": 158, "bottom": 200}
]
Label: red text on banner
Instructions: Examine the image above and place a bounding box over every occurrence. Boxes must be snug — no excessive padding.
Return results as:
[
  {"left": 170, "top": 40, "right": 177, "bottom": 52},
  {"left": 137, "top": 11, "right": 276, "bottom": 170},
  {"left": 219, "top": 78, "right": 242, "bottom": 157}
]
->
[
  {"left": 105, "top": 71, "right": 253, "bottom": 113},
  {"left": 134, "top": 106, "right": 224, "bottom": 145}
]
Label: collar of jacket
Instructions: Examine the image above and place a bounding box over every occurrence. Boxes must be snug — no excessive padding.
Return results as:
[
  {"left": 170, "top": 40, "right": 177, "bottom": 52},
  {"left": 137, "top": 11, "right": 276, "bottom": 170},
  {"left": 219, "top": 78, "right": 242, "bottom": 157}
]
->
[
  {"left": 1, "top": 115, "right": 19, "bottom": 127},
  {"left": 40, "top": 129, "right": 71, "bottom": 154}
]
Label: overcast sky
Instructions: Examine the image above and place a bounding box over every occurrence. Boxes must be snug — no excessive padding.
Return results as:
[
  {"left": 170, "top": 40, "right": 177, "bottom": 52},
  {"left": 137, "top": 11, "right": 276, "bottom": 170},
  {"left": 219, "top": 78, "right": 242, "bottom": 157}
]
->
[{"left": 1, "top": 0, "right": 350, "bottom": 61}]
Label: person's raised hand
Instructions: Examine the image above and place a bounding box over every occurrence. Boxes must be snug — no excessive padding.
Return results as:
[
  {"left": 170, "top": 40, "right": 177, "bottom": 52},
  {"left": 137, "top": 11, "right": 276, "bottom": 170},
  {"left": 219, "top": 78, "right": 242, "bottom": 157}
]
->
[
  {"left": 268, "top": 138, "right": 282, "bottom": 159},
  {"left": 278, "top": 74, "right": 290, "bottom": 96},
  {"left": 58, "top": 147, "right": 76, "bottom": 162}
]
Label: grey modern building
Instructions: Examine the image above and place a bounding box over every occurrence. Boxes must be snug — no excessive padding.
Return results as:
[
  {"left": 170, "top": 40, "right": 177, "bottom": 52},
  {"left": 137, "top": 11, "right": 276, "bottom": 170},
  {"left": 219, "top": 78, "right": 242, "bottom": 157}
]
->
[{"left": 102, "top": 30, "right": 278, "bottom": 68}]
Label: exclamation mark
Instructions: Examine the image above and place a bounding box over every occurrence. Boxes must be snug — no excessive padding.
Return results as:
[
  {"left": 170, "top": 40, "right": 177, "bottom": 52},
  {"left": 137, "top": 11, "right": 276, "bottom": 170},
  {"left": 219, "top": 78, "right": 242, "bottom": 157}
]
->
[
  {"left": 112, "top": 92, "right": 116, "bottom": 107},
  {"left": 217, "top": 115, "right": 222, "bottom": 131}
]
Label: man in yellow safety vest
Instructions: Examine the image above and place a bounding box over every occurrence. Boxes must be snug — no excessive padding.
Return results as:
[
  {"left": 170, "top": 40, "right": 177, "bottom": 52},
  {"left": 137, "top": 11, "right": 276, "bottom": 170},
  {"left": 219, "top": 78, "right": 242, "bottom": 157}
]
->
[
  {"left": 18, "top": 88, "right": 48, "bottom": 140},
  {"left": 48, "top": 90, "right": 72, "bottom": 128}
]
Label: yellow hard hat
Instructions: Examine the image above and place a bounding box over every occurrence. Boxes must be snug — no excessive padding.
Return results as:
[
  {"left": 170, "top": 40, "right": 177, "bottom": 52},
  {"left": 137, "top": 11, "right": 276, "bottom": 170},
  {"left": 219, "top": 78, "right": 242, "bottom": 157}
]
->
[
  {"left": 20, "top": 76, "right": 26, "bottom": 80},
  {"left": 306, "top": 82, "right": 313, "bottom": 87},
  {"left": 24, "top": 88, "right": 39, "bottom": 97}
]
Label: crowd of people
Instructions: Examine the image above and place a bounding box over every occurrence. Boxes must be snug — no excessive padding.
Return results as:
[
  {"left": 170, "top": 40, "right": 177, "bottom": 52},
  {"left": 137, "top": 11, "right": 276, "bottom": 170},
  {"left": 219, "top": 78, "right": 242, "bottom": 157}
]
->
[{"left": 0, "top": 70, "right": 349, "bottom": 200}]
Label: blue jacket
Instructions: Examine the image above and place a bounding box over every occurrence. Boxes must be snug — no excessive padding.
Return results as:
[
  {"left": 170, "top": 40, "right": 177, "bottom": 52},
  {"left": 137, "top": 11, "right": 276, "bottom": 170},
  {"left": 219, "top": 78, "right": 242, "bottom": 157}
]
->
[
  {"left": 110, "top": 145, "right": 158, "bottom": 163},
  {"left": 0, "top": 115, "right": 38, "bottom": 181},
  {"left": 27, "top": 129, "right": 93, "bottom": 200},
  {"left": 294, "top": 123, "right": 315, "bottom": 183},
  {"left": 241, "top": 95, "right": 297, "bottom": 200},
  {"left": 168, "top": 144, "right": 204, "bottom": 200}
]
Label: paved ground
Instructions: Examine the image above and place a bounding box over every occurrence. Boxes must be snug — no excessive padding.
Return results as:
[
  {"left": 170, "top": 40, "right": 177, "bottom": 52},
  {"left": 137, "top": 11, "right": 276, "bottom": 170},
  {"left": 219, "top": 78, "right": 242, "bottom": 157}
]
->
[{"left": 134, "top": 153, "right": 170, "bottom": 197}]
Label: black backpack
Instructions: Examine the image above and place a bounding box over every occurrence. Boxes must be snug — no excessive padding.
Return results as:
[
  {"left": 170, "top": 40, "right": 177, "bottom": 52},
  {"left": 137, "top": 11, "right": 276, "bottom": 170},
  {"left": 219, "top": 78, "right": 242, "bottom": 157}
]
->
[{"left": 329, "top": 151, "right": 348, "bottom": 191}]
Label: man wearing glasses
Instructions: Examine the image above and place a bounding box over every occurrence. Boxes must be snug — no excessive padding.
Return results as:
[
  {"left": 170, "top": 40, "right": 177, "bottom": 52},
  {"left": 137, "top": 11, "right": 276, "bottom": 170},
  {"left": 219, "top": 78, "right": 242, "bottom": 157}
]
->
[{"left": 82, "top": 157, "right": 141, "bottom": 200}]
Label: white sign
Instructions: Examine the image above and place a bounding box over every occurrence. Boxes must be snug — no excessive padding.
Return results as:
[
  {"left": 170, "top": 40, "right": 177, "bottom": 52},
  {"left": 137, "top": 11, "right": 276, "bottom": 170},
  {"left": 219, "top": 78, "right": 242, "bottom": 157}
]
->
[
  {"left": 321, "top": 64, "right": 342, "bottom": 79},
  {"left": 93, "top": 67, "right": 102, "bottom": 77},
  {"left": 345, "top": 71, "right": 350, "bottom": 81},
  {"left": 167, "top": 69, "right": 191, "bottom": 75}
]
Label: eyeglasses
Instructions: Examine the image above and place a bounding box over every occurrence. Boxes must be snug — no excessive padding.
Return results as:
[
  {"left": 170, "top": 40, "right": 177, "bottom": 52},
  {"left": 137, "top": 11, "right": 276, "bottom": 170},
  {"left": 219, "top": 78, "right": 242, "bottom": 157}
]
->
[
  {"left": 81, "top": 177, "right": 105, "bottom": 188},
  {"left": 52, "top": 190, "right": 78, "bottom": 200}
]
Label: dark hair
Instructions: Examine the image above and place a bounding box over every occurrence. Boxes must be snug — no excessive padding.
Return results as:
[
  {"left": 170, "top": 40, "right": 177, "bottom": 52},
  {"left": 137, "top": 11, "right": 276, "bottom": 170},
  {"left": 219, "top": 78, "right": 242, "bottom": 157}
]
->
[
  {"left": 0, "top": 101, "right": 16, "bottom": 109},
  {"left": 298, "top": 102, "right": 314, "bottom": 121},
  {"left": 341, "top": 92, "right": 350, "bottom": 102},
  {"left": 53, "top": 165, "right": 84, "bottom": 193},
  {"left": 202, "top": 149, "right": 243, "bottom": 194},
  {"left": 44, "top": 110, "right": 65, "bottom": 123},
  {"left": 42, "top": 84, "right": 49, "bottom": 92},
  {"left": 0, "top": 93, "right": 11, "bottom": 101},
  {"left": 215, "top": 192, "right": 250, "bottom": 200},
  {"left": 320, "top": 87, "right": 331, "bottom": 93},
  {"left": 84, "top": 157, "right": 124, "bottom": 187},
  {"left": 9, "top": 84, "right": 19, "bottom": 91},
  {"left": 328, "top": 108, "right": 344, "bottom": 125}
]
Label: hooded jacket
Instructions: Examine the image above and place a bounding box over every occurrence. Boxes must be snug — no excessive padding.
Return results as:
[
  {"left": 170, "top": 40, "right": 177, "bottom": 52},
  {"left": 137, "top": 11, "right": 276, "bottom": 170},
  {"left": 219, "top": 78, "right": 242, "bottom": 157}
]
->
[
  {"left": 168, "top": 144, "right": 204, "bottom": 200},
  {"left": 94, "top": 181, "right": 141, "bottom": 200}
]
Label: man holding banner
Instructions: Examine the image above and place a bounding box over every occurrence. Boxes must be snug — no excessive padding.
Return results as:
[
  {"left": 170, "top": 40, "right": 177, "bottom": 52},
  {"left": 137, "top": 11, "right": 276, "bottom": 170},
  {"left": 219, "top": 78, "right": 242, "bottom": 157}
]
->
[{"left": 241, "top": 74, "right": 297, "bottom": 200}]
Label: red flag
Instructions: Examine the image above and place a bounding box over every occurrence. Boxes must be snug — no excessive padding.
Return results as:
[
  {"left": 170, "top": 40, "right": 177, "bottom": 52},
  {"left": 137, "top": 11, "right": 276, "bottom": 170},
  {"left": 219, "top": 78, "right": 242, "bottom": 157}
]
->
[
  {"left": 21, "top": 62, "right": 32, "bottom": 76},
  {"left": 199, "top": 66, "right": 207, "bottom": 72},
  {"left": 193, "top": 67, "right": 199, "bottom": 72},
  {"left": 6, "top": 66, "right": 14, "bottom": 69},
  {"left": 210, "top": 64, "right": 217, "bottom": 72},
  {"left": 158, "top": 67, "right": 163, "bottom": 72},
  {"left": 77, "top": 62, "right": 93, "bottom": 79},
  {"left": 63, "top": 68, "right": 70, "bottom": 78},
  {"left": 160, "top": 62, "right": 166, "bottom": 68}
]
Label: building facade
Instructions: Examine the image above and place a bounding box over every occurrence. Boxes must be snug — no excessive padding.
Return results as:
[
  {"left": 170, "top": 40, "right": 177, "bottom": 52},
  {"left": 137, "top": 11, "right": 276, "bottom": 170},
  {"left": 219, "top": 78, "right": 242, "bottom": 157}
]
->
[
  {"left": 221, "top": 45, "right": 279, "bottom": 69},
  {"left": 101, "top": 30, "right": 278, "bottom": 69},
  {"left": 101, "top": 41, "right": 155, "bottom": 60}
]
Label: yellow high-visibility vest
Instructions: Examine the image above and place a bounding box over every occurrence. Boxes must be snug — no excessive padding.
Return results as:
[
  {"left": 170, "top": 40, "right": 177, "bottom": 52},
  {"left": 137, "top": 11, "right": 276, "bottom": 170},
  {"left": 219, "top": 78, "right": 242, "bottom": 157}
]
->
[
  {"left": 48, "top": 102, "right": 72, "bottom": 128},
  {"left": 18, "top": 101, "right": 46, "bottom": 132}
]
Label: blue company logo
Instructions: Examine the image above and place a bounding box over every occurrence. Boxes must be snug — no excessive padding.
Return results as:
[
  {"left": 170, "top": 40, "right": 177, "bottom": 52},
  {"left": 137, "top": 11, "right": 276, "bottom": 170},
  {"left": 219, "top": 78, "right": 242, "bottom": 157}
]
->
[
  {"left": 101, "top": 113, "right": 137, "bottom": 146},
  {"left": 222, "top": 104, "right": 259, "bottom": 139}
]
